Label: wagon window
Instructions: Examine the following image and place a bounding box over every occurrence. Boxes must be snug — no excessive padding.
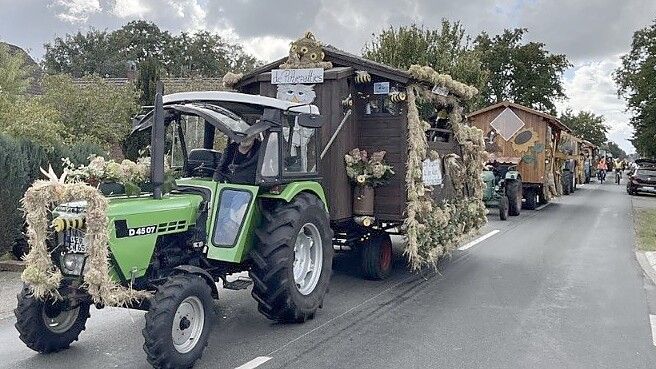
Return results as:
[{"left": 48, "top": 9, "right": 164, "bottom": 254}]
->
[
  {"left": 359, "top": 82, "right": 403, "bottom": 116},
  {"left": 421, "top": 105, "right": 452, "bottom": 143}
]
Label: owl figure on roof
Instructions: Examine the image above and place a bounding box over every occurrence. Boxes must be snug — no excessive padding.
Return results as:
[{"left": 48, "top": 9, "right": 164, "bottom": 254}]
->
[{"left": 280, "top": 31, "right": 333, "bottom": 70}]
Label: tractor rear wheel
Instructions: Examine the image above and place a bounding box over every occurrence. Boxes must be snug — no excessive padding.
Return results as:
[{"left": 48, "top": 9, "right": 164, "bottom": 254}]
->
[
  {"left": 360, "top": 232, "right": 394, "bottom": 280},
  {"left": 250, "top": 193, "right": 333, "bottom": 323},
  {"left": 499, "top": 196, "right": 509, "bottom": 220},
  {"left": 14, "top": 286, "right": 90, "bottom": 353},
  {"left": 143, "top": 274, "right": 213, "bottom": 369},
  {"left": 506, "top": 179, "right": 522, "bottom": 216}
]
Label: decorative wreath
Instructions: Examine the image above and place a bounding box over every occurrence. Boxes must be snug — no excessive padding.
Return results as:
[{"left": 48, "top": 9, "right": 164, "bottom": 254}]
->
[{"left": 21, "top": 167, "right": 151, "bottom": 306}]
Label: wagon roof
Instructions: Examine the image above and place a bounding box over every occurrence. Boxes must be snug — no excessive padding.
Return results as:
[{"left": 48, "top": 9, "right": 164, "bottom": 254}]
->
[
  {"left": 237, "top": 44, "right": 413, "bottom": 86},
  {"left": 468, "top": 101, "right": 571, "bottom": 133}
]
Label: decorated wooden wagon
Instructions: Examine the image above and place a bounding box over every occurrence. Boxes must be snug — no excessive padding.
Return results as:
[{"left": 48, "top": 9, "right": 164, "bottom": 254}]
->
[
  {"left": 230, "top": 32, "right": 486, "bottom": 276},
  {"left": 468, "top": 102, "right": 572, "bottom": 209}
]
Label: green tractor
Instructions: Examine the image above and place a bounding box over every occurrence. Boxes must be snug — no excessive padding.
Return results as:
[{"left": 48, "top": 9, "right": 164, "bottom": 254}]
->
[
  {"left": 480, "top": 162, "right": 523, "bottom": 220},
  {"left": 15, "top": 89, "right": 333, "bottom": 368}
]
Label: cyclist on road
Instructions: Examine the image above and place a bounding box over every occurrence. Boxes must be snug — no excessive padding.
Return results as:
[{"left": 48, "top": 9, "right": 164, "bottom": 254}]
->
[{"left": 597, "top": 157, "right": 608, "bottom": 183}]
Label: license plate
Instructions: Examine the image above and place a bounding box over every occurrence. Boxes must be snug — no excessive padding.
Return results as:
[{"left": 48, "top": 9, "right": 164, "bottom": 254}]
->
[{"left": 64, "top": 229, "right": 87, "bottom": 253}]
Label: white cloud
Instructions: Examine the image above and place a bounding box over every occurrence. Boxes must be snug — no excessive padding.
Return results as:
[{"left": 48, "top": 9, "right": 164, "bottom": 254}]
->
[
  {"left": 112, "top": 0, "right": 150, "bottom": 18},
  {"left": 167, "top": 0, "right": 206, "bottom": 31},
  {"left": 241, "top": 36, "right": 292, "bottom": 63},
  {"left": 52, "top": 0, "right": 101, "bottom": 23},
  {"left": 557, "top": 56, "right": 635, "bottom": 154}
]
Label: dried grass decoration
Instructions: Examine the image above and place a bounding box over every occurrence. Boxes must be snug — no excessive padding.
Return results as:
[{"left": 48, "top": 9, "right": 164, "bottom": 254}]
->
[
  {"left": 21, "top": 166, "right": 151, "bottom": 306},
  {"left": 403, "top": 82, "right": 487, "bottom": 269}
]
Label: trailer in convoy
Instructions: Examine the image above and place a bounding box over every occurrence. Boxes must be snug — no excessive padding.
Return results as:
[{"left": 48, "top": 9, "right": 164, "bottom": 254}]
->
[
  {"left": 468, "top": 101, "right": 572, "bottom": 209},
  {"left": 235, "top": 32, "right": 486, "bottom": 276}
]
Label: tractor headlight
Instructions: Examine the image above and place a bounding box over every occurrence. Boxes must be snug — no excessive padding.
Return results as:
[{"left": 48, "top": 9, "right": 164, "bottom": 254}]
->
[{"left": 61, "top": 253, "right": 86, "bottom": 276}]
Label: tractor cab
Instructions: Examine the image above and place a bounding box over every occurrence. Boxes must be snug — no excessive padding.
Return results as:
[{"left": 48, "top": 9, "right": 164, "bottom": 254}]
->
[
  {"left": 131, "top": 91, "right": 322, "bottom": 186},
  {"left": 129, "top": 91, "right": 325, "bottom": 263}
]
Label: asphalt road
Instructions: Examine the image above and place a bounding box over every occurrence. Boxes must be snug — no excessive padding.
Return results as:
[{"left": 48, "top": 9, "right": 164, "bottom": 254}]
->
[{"left": 0, "top": 181, "right": 655, "bottom": 368}]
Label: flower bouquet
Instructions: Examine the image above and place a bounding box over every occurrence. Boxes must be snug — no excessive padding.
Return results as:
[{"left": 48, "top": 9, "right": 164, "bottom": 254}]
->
[
  {"left": 63, "top": 155, "right": 175, "bottom": 197},
  {"left": 344, "top": 148, "right": 394, "bottom": 215}
]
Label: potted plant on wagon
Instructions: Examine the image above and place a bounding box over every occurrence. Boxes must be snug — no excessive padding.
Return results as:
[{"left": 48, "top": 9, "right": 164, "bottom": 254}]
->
[{"left": 345, "top": 148, "right": 394, "bottom": 216}]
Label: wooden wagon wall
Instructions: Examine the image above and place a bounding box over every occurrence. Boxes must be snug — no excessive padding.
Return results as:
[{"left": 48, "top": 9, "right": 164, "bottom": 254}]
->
[
  {"left": 469, "top": 106, "right": 552, "bottom": 185},
  {"left": 241, "top": 68, "right": 358, "bottom": 222}
]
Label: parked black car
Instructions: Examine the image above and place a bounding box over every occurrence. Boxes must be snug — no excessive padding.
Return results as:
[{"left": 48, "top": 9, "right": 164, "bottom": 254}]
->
[{"left": 627, "top": 158, "right": 656, "bottom": 196}]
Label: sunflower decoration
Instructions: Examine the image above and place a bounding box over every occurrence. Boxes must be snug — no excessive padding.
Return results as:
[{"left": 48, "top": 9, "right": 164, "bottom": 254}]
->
[
  {"left": 280, "top": 31, "right": 333, "bottom": 69},
  {"left": 511, "top": 127, "right": 539, "bottom": 154}
]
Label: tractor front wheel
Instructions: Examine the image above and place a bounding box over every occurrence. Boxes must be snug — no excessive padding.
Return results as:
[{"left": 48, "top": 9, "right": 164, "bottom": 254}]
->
[
  {"left": 14, "top": 286, "right": 90, "bottom": 353},
  {"left": 143, "top": 274, "right": 213, "bottom": 369},
  {"left": 250, "top": 193, "right": 333, "bottom": 323},
  {"left": 360, "top": 232, "right": 394, "bottom": 280}
]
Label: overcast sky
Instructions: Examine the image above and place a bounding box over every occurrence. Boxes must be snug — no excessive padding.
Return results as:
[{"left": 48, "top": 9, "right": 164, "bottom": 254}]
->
[{"left": 1, "top": 0, "right": 654, "bottom": 153}]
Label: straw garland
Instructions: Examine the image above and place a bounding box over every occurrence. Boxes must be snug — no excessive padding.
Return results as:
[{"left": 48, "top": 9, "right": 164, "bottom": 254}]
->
[
  {"left": 21, "top": 178, "right": 151, "bottom": 306},
  {"left": 403, "top": 83, "right": 487, "bottom": 269},
  {"left": 408, "top": 64, "right": 479, "bottom": 100}
]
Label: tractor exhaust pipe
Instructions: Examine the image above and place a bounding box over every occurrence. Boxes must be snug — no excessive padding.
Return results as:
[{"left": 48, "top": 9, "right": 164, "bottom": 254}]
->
[{"left": 151, "top": 81, "right": 165, "bottom": 200}]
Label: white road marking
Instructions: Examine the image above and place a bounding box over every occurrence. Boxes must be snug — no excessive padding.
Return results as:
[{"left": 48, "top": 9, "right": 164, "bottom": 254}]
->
[
  {"left": 536, "top": 202, "right": 551, "bottom": 211},
  {"left": 650, "top": 315, "right": 656, "bottom": 346},
  {"left": 458, "top": 230, "right": 500, "bottom": 251},
  {"left": 235, "top": 356, "right": 272, "bottom": 369}
]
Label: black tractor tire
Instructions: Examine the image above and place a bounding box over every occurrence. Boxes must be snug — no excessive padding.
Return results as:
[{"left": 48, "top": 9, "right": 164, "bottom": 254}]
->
[
  {"left": 143, "top": 274, "right": 214, "bottom": 369},
  {"left": 360, "top": 232, "right": 394, "bottom": 280},
  {"left": 524, "top": 188, "right": 538, "bottom": 210},
  {"left": 250, "top": 192, "right": 333, "bottom": 323},
  {"left": 14, "top": 286, "right": 91, "bottom": 353},
  {"left": 505, "top": 179, "right": 522, "bottom": 216},
  {"left": 498, "top": 196, "right": 509, "bottom": 220}
]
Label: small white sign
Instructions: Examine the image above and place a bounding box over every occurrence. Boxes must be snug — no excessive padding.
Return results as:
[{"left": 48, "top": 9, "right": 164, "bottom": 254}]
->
[
  {"left": 271, "top": 68, "right": 324, "bottom": 84},
  {"left": 373, "top": 82, "right": 390, "bottom": 95},
  {"left": 422, "top": 159, "right": 443, "bottom": 186},
  {"left": 431, "top": 85, "right": 449, "bottom": 97}
]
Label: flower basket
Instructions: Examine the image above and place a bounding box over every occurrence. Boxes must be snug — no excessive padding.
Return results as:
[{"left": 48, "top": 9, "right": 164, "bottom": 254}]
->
[
  {"left": 345, "top": 148, "right": 394, "bottom": 217},
  {"left": 353, "top": 185, "right": 374, "bottom": 215}
]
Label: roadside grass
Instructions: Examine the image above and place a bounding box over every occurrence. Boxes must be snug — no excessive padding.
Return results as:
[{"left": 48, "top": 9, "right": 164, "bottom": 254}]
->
[{"left": 635, "top": 208, "right": 656, "bottom": 252}]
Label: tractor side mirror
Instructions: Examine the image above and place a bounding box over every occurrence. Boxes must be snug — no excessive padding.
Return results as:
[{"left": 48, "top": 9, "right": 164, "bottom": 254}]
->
[{"left": 297, "top": 113, "right": 323, "bottom": 128}]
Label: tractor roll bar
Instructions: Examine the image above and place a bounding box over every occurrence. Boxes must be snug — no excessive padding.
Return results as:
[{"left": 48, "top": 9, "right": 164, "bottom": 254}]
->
[{"left": 151, "top": 82, "right": 165, "bottom": 200}]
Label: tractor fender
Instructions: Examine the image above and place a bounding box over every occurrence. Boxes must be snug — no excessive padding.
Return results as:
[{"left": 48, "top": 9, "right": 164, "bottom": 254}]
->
[
  {"left": 173, "top": 265, "right": 219, "bottom": 299},
  {"left": 259, "top": 181, "right": 328, "bottom": 210},
  {"left": 505, "top": 171, "right": 521, "bottom": 181}
]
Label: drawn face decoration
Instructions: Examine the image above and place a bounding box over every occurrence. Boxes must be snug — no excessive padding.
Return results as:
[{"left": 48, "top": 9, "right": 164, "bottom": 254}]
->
[{"left": 276, "top": 84, "right": 316, "bottom": 104}]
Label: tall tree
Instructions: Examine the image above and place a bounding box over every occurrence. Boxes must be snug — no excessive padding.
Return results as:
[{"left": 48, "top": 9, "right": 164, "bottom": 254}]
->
[
  {"left": 614, "top": 20, "right": 656, "bottom": 157},
  {"left": 43, "top": 29, "right": 123, "bottom": 77},
  {"left": 559, "top": 109, "right": 608, "bottom": 147},
  {"left": 363, "top": 21, "right": 487, "bottom": 100},
  {"left": 605, "top": 141, "right": 627, "bottom": 159},
  {"left": 474, "top": 28, "right": 570, "bottom": 113},
  {"left": 42, "top": 21, "right": 260, "bottom": 79}
]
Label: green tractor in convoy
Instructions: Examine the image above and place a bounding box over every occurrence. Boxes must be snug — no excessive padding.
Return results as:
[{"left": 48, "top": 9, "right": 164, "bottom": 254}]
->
[
  {"left": 14, "top": 89, "right": 334, "bottom": 368},
  {"left": 480, "top": 162, "right": 523, "bottom": 220}
]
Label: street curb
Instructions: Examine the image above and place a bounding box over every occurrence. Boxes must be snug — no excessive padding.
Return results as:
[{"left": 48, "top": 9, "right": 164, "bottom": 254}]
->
[
  {"left": 0, "top": 260, "right": 25, "bottom": 272},
  {"left": 636, "top": 251, "right": 656, "bottom": 286}
]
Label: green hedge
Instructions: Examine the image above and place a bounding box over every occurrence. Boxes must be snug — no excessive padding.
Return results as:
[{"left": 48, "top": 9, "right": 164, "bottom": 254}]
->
[{"left": 0, "top": 134, "right": 104, "bottom": 257}]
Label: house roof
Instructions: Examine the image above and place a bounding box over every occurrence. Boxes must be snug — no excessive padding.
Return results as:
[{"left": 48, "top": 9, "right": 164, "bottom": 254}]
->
[
  {"left": 237, "top": 44, "right": 413, "bottom": 87},
  {"left": 468, "top": 101, "right": 571, "bottom": 133}
]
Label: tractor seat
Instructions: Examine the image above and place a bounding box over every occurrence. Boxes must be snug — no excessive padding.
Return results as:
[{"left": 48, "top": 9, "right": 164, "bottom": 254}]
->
[{"left": 187, "top": 149, "right": 222, "bottom": 177}]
